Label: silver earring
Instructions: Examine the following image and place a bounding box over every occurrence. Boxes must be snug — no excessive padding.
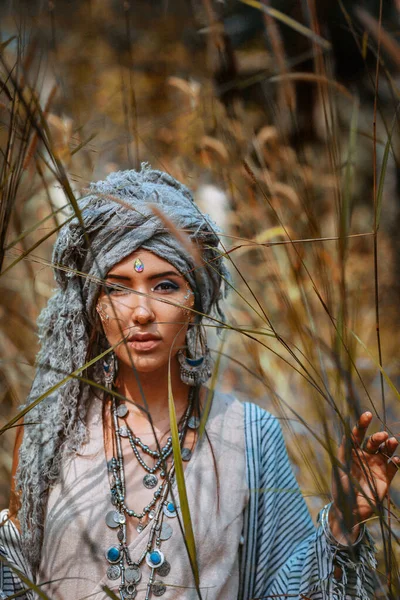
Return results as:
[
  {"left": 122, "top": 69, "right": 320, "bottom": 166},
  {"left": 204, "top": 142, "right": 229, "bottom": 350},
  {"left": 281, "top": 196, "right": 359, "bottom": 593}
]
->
[
  {"left": 177, "top": 347, "right": 212, "bottom": 386},
  {"left": 103, "top": 352, "right": 117, "bottom": 389}
]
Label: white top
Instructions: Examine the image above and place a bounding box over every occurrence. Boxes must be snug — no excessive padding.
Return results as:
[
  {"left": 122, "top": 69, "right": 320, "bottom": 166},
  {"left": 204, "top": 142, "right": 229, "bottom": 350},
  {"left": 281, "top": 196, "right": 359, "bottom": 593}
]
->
[{"left": 38, "top": 391, "right": 249, "bottom": 600}]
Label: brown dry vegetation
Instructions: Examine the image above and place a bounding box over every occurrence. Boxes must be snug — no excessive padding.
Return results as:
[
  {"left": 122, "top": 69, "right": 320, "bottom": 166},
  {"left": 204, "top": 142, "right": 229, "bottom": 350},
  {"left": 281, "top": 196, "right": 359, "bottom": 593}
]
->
[{"left": 1, "top": 0, "right": 400, "bottom": 596}]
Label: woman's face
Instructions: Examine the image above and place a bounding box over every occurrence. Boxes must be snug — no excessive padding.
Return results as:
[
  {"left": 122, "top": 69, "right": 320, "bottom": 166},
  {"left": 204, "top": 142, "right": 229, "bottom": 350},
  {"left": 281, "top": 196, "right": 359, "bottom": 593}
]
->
[{"left": 96, "top": 250, "right": 194, "bottom": 374}]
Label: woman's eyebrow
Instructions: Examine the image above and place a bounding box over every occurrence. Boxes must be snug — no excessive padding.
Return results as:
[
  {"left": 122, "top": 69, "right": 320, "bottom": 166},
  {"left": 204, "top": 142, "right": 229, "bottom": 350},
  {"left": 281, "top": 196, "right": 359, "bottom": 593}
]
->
[
  {"left": 105, "top": 274, "right": 130, "bottom": 281},
  {"left": 147, "top": 270, "right": 181, "bottom": 280},
  {"left": 105, "top": 270, "right": 181, "bottom": 281}
]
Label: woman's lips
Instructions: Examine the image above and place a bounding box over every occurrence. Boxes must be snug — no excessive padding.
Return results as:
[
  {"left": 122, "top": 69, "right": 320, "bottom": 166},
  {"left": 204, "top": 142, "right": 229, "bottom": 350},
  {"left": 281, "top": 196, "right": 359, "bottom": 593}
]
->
[{"left": 127, "top": 338, "right": 161, "bottom": 352}]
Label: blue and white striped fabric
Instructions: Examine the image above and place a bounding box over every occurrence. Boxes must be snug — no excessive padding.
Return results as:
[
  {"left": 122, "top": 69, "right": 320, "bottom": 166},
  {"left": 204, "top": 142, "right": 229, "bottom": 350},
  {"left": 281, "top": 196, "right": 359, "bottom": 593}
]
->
[
  {"left": 0, "top": 509, "right": 34, "bottom": 599},
  {"left": 0, "top": 404, "right": 378, "bottom": 599},
  {"left": 240, "top": 403, "right": 377, "bottom": 600}
]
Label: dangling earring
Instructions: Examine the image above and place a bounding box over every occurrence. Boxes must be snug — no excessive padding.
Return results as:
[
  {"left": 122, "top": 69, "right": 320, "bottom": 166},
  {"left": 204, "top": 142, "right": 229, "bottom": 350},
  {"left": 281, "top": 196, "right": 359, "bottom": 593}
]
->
[
  {"left": 103, "top": 351, "right": 117, "bottom": 390},
  {"left": 178, "top": 325, "right": 212, "bottom": 386},
  {"left": 177, "top": 350, "right": 212, "bottom": 386}
]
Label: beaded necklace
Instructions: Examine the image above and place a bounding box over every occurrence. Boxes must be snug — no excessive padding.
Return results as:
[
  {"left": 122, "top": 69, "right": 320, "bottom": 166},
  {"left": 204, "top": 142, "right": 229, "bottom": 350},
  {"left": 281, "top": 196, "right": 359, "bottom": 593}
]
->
[{"left": 104, "top": 386, "right": 197, "bottom": 599}]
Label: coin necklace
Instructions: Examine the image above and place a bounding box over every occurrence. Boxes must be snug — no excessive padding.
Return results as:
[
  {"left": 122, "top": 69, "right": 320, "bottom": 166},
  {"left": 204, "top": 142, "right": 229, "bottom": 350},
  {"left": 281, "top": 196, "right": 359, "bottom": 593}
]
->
[{"left": 105, "top": 387, "right": 197, "bottom": 599}]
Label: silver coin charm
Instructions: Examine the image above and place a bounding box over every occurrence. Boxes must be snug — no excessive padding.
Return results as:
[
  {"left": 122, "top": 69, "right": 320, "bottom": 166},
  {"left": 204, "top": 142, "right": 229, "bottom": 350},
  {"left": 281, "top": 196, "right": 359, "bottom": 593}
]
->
[
  {"left": 143, "top": 474, "right": 158, "bottom": 489},
  {"left": 152, "top": 581, "right": 167, "bottom": 596},
  {"left": 181, "top": 447, "right": 192, "bottom": 461},
  {"left": 125, "top": 566, "right": 142, "bottom": 583},
  {"left": 105, "top": 510, "right": 120, "bottom": 529},
  {"left": 188, "top": 415, "right": 200, "bottom": 429},
  {"left": 137, "top": 523, "right": 144, "bottom": 533},
  {"left": 159, "top": 522, "right": 173, "bottom": 541},
  {"left": 114, "top": 512, "right": 126, "bottom": 525},
  {"left": 119, "top": 426, "right": 129, "bottom": 437},
  {"left": 157, "top": 560, "right": 171, "bottom": 577},
  {"left": 107, "top": 564, "right": 121, "bottom": 580},
  {"left": 116, "top": 404, "right": 129, "bottom": 418}
]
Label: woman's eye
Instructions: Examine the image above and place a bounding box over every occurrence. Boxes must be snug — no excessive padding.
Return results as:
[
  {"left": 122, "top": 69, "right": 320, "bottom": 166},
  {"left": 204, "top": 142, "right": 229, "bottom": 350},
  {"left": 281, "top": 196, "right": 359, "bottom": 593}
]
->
[
  {"left": 153, "top": 281, "right": 180, "bottom": 293},
  {"left": 103, "top": 284, "right": 130, "bottom": 295}
]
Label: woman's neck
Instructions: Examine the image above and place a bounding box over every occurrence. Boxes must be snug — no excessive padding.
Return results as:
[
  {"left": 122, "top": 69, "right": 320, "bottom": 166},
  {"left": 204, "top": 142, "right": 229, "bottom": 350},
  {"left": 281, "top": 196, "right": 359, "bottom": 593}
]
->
[{"left": 115, "top": 359, "right": 189, "bottom": 425}]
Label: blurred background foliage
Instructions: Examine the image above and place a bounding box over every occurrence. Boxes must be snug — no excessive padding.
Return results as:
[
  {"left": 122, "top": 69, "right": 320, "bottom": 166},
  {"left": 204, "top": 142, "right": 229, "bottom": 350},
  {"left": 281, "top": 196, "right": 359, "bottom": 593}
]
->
[{"left": 1, "top": 0, "right": 400, "bottom": 595}]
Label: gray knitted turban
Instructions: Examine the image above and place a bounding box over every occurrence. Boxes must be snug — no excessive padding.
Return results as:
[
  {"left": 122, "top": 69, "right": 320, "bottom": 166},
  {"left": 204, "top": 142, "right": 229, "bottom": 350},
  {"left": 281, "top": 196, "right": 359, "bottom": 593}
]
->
[{"left": 16, "top": 165, "right": 229, "bottom": 572}]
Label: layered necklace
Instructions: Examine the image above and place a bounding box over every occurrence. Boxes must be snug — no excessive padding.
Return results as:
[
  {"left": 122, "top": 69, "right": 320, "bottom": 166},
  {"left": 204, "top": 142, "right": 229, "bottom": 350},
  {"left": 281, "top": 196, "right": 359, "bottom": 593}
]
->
[{"left": 104, "top": 384, "right": 198, "bottom": 599}]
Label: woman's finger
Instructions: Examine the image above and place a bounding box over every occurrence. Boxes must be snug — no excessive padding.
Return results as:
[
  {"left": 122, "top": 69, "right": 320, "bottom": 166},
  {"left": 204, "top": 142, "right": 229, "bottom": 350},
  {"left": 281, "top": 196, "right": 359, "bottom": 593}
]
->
[
  {"left": 379, "top": 437, "right": 399, "bottom": 458},
  {"left": 351, "top": 412, "right": 373, "bottom": 447},
  {"left": 363, "top": 431, "right": 389, "bottom": 454}
]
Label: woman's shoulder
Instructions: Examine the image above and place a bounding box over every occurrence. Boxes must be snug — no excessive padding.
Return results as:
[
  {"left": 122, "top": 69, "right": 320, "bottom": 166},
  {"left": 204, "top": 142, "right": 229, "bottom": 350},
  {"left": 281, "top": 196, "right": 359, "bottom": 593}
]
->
[
  {"left": 206, "top": 388, "right": 245, "bottom": 437},
  {"left": 209, "top": 390, "right": 282, "bottom": 442},
  {"left": 242, "top": 400, "right": 280, "bottom": 427}
]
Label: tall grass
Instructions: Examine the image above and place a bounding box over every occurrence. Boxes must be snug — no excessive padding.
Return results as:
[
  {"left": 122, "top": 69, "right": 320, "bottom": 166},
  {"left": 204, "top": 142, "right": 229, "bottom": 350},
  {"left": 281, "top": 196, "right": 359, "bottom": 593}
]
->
[{"left": 0, "top": 0, "right": 399, "bottom": 597}]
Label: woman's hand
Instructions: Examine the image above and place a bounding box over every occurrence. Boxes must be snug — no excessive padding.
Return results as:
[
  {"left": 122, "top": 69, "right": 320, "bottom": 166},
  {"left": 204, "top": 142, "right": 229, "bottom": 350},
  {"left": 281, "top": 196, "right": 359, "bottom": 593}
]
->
[{"left": 330, "top": 411, "right": 399, "bottom": 544}]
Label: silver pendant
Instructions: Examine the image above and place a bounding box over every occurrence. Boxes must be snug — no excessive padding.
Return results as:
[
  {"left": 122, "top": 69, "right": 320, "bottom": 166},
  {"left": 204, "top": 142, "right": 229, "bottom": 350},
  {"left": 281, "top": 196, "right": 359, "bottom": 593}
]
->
[
  {"left": 136, "top": 523, "right": 144, "bottom": 533},
  {"left": 117, "top": 529, "right": 125, "bottom": 542},
  {"left": 105, "top": 510, "right": 120, "bottom": 529},
  {"left": 123, "top": 583, "right": 137, "bottom": 599},
  {"left": 152, "top": 581, "right": 167, "bottom": 596},
  {"left": 163, "top": 502, "right": 177, "bottom": 518},
  {"left": 181, "top": 447, "right": 192, "bottom": 461},
  {"left": 146, "top": 549, "right": 165, "bottom": 569},
  {"left": 105, "top": 546, "right": 121, "bottom": 563},
  {"left": 159, "top": 522, "right": 173, "bottom": 541},
  {"left": 156, "top": 560, "right": 171, "bottom": 577},
  {"left": 125, "top": 566, "right": 142, "bottom": 583},
  {"left": 107, "top": 564, "right": 121, "bottom": 580},
  {"left": 149, "top": 509, "right": 156, "bottom": 519},
  {"left": 119, "top": 426, "right": 129, "bottom": 437},
  {"left": 188, "top": 415, "right": 200, "bottom": 429},
  {"left": 116, "top": 404, "right": 129, "bottom": 418},
  {"left": 143, "top": 473, "right": 158, "bottom": 489}
]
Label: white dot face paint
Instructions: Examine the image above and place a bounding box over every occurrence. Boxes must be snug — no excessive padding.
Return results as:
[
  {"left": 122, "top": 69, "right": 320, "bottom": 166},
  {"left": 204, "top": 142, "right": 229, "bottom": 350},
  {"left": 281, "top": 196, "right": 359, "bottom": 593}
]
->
[{"left": 96, "top": 302, "right": 110, "bottom": 323}]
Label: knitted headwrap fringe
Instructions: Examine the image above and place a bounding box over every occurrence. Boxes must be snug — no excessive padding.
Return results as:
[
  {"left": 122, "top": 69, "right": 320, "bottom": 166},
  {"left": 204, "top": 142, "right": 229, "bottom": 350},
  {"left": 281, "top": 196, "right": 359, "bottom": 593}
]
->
[{"left": 16, "top": 165, "right": 229, "bottom": 573}]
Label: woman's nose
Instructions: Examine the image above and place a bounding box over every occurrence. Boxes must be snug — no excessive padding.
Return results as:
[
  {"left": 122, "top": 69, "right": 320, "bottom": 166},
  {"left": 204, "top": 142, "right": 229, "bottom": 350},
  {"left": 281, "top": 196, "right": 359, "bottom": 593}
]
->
[{"left": 129, "top": 295, "right": 155, "bottom": 325}]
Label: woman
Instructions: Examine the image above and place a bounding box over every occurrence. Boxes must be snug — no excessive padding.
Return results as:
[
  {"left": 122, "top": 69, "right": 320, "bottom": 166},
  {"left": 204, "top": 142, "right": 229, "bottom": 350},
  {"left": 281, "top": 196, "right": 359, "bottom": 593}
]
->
[{"left": 1, "top": 166, "right": 398, "bottom": 600}]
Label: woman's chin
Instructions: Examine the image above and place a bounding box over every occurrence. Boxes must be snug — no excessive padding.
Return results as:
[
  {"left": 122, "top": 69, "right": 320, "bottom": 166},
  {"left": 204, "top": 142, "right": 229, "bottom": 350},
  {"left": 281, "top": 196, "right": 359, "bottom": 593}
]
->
[{"left": 118, "top": 355, "right": 171, "bottom": 375}]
